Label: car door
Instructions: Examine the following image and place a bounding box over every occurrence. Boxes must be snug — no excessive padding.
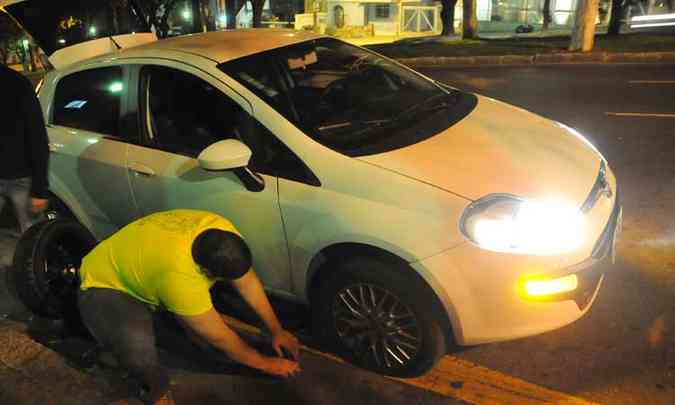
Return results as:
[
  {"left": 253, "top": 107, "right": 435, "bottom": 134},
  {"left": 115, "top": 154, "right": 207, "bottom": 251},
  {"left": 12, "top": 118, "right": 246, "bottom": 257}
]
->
[
  {"left": 125, "top": 62, "right": 292, "bottom": 292},
  {"left": 48, "top": 65, "right": 138, "bottom": 238}
]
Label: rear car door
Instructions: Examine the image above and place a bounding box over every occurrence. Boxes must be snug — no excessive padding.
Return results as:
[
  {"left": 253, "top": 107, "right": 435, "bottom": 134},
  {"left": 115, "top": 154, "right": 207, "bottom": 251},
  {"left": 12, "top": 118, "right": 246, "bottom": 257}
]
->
[
  {"left": 47, "top": 66, "right": 138, "bottom": 238},
  {"left": 125, "top": 62, "right": 292, "bottom": 292}
]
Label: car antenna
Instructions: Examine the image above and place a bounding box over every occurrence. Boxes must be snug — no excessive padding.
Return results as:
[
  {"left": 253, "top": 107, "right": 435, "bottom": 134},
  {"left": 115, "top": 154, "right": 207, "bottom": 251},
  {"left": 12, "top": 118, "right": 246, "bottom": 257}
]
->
[{"left": 109, "top": 36, "right": 122, "bottom": 51}]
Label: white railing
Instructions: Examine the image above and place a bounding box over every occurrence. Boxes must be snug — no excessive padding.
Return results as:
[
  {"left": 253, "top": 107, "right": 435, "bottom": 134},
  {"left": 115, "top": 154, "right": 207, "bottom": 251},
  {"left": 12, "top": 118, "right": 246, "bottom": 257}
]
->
[{"left": 400, "top": 5, "right": 441, "bottom": 34}]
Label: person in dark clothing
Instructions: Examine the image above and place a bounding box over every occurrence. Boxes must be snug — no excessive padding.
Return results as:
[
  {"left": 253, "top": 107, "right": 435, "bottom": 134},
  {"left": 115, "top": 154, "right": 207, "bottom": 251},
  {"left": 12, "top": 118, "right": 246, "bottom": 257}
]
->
[{"left": 0, "top": 64, "right": 49, "bottom": 233}]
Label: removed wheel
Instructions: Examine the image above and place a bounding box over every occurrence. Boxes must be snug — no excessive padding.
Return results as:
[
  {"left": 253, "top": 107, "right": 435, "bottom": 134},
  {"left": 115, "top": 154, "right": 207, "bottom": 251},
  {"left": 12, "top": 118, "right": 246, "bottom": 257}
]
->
[
  {"left": 12, "top": 219, "right": 96, "bottom": 319},
  {"left": 314, "top": 256, "right": 447, "bottom": 377}
]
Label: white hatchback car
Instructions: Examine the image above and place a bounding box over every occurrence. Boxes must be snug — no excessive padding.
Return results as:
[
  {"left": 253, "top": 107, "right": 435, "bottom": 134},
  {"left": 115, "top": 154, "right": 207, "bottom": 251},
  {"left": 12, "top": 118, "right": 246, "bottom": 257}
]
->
[{"left": 3, "top": 0, "right": 620, "bottom": 377}]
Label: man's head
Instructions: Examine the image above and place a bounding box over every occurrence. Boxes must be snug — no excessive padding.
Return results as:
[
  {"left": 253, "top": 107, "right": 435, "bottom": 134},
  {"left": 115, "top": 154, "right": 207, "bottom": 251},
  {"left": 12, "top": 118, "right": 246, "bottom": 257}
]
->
[{"left": 192, "top": 229, "right": 252, "bottom": 280}]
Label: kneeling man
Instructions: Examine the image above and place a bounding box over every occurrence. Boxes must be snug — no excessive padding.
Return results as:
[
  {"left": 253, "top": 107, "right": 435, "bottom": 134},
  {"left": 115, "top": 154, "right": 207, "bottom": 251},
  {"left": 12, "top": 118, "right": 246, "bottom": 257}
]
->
[{"left": 78, "top": 210, "right": 300, "bottom": 405}]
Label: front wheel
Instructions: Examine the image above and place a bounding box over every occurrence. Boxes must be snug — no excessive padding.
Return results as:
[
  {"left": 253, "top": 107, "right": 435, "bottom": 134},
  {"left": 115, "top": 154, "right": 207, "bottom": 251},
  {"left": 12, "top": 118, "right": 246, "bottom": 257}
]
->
[{"left": 314, "top": 256, "right": 447, "bottom": 377}]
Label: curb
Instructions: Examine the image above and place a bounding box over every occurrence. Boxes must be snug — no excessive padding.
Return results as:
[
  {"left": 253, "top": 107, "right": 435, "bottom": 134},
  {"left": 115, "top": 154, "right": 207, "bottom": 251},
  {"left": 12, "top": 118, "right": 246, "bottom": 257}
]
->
[{"left": 396, "top": 51, "right": 675, "bottom": 67}]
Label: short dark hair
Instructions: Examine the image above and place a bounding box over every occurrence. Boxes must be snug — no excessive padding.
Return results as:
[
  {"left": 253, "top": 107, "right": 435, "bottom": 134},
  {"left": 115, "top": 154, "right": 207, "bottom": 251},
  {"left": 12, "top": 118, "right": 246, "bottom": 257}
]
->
[{"left": 192, "top": 229, "right": 252, "bottom": 280}]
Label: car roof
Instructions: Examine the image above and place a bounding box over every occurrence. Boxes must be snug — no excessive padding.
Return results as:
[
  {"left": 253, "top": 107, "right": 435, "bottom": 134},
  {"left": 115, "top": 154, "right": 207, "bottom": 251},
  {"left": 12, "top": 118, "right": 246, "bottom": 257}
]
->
[{"left": 123, "top": 29, "right": 324, "bottom": 64}]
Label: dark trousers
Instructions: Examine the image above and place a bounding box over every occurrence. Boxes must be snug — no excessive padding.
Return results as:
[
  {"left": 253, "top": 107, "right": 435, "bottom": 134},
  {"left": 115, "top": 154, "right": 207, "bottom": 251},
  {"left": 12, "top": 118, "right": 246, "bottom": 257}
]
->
[{"left": 78, "top": 288, "right": 170, "bottom": 403}]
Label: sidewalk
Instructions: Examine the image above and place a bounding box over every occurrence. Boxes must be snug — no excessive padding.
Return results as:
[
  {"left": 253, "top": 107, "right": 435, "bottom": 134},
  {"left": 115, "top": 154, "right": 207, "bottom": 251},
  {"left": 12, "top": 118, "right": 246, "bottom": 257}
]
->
[{"left": 365, "top": 30, "right": 675, "bottom": 67}]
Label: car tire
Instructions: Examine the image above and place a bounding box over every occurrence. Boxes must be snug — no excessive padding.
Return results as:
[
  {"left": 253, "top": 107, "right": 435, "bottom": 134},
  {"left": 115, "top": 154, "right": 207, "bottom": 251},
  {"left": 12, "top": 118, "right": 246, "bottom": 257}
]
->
[
  {"left": 314, "top": 256, "right": 447, "bottom": 377},
  {"left": 12, "top": 219, "right": 96, "bottom": 320}
]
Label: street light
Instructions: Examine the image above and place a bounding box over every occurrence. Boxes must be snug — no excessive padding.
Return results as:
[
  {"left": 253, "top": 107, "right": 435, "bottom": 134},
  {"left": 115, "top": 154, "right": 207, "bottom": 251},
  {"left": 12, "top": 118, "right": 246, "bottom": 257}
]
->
[
  {"left": 89, "top": 26, "right": 97, "bottom": 36},
  {"left": 218, "top": 14, "right": 227, "bottom": 27},
  {"left": 182, "top": 8, "right": 192, "bottom": 21}
]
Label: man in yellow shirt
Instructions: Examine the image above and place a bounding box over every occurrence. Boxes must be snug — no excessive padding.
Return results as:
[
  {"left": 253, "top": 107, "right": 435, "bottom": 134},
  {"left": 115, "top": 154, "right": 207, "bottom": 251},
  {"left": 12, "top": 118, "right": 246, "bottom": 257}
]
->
[{"left": 78, "top": 210, "right": 300, "bottom": 405}]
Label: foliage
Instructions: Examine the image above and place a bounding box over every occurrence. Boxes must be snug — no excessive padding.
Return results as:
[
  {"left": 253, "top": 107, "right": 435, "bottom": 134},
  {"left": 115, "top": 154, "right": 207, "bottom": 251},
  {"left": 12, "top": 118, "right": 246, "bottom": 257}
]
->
[
  {"left": 0, "top": 12, "right": 23, "bottom": 65},
  {"left": 131, "top": 0, "right": 182, "bottom": 37}
]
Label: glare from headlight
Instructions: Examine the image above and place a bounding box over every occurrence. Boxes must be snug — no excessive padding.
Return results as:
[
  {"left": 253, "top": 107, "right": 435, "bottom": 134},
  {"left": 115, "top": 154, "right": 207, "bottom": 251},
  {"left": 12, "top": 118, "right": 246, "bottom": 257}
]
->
[{"left": 462, "top": 195, "right": 586, "bottom": 255}]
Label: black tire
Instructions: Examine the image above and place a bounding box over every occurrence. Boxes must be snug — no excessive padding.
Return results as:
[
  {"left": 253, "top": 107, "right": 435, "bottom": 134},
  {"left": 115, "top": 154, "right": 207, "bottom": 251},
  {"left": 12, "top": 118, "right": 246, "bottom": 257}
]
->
[
  {"left": 313, "top": 256, "right": 447, "bottom": 377},
  {"left": 12, "top": 219, "right": 96, "bottom": 320}
]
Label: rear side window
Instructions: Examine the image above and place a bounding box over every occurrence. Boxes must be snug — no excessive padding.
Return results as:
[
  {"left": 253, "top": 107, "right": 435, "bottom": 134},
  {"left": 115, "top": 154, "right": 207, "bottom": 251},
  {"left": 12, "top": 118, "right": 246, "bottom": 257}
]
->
[{"left": 53, "top": 67, "right": 123, "bottom": 136}]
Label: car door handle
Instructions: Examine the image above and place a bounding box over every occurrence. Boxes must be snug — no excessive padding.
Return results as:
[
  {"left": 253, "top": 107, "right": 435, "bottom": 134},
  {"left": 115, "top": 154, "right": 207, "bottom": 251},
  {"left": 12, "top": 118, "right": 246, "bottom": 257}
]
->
[{"left": 128, "top": 162, "right": 156, "bottom": 177}]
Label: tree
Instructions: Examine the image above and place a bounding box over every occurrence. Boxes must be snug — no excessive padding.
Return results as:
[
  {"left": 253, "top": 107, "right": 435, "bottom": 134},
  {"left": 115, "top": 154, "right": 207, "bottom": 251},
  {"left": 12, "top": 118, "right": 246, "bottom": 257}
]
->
[
  {"left": 225, "top": 0, "right": 247, "bottom": 29},
  {"left": 0, "top": 12, "right": 22, "bottom": 66},
  {"left": 462, "top": 0, "right": 478, "bottom": 39},
  {"left": 542, "top": 0, "right": 553, "bottom": 30},
  {"left": 607, "top": 0, "right": 624, "bottom": 36},
  {"left": 440, "top": 0, "right": 459, "bottom": 35},
  {"left": 569, "top": 0, "right": 599, "bottom": 51},
  {"left": 252, "top": 0, "right": 265, "bottom": 27},
  {"left": 130, "top": 0, "right": 181, "bottom": 37}
]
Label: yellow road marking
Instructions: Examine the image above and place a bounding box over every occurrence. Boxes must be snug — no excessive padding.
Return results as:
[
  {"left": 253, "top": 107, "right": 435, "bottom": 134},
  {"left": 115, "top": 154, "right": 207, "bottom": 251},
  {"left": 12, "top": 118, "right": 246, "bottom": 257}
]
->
[
  {"left": 220, "top": 314, "right": 598, "bottom": 405},
  {"left": 628, "top": 80, "right": 675, "bottom": 84},
  {"left": 605, "top": 112, "right": 675, "bottom": 118}
]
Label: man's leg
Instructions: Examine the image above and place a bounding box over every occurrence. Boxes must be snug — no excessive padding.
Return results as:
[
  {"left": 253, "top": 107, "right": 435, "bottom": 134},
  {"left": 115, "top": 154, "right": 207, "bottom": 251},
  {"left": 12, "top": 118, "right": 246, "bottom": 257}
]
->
[
  {"left": 6, "top": 177, "right": 42, "bottom": 233},
  {"left": 78, "top": 288, "right": 171, "bottom": 404}
]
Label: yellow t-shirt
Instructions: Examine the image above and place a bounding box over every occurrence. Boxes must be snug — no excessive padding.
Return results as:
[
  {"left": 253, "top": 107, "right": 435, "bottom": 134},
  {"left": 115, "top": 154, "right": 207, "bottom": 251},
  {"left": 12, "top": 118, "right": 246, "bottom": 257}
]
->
[{"left": 80, "top": 209, "right": 241, "bottom": 316}]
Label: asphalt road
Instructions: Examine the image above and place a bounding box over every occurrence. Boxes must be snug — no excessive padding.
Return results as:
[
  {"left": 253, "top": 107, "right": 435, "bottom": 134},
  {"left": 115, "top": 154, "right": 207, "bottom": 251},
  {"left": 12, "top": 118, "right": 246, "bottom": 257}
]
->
[{"left": 418, "top": 63, "right": 675, "bottom": 405}]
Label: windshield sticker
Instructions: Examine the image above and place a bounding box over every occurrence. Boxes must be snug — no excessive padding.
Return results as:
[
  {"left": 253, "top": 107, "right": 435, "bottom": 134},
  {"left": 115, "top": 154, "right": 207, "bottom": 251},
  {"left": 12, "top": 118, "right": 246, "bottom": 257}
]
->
[{"left": 64, "top": 100, "right": 88, "bottom": 109}]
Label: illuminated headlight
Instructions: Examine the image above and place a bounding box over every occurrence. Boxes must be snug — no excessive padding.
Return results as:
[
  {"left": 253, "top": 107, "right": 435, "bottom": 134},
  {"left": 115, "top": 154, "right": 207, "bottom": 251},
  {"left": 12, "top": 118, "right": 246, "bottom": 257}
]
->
[{"left": 460, "top": 195, "right": 586, "bottom": 255}]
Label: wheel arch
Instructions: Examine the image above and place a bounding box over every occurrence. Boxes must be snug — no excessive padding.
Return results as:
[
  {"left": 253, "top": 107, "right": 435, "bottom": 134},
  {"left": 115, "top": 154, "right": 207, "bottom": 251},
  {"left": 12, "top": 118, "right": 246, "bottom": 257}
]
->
[
  {"left": 47, "top": 175, "right": 96, "bottom": 235},
  {"left": 306, "top": 242, "right": 456, "bottom": 348}
]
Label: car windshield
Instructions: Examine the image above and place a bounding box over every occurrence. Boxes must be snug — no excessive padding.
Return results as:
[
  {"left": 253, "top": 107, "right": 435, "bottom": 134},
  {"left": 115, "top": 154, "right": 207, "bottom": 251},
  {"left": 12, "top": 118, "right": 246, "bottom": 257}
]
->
[{"left": 218, "top": 38, "right": 476, "bottom": 157}]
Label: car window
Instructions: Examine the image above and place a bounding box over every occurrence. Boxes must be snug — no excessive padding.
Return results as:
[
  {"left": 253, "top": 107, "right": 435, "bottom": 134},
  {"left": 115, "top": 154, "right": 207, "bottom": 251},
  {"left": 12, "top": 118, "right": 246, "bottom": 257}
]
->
[
  {"left": 140, "top": 66, "right": 318, "bottom": 185},
  {"left": 219, "top": 38, "right": 477, "bottom": 157},
  {"left": 53, "top": 67, "right": 123, "bottom": 137}
]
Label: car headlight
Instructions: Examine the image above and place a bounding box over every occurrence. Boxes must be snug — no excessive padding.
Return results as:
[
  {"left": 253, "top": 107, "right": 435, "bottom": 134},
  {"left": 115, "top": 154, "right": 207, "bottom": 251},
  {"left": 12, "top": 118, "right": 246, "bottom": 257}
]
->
[{"left": 460, "top": 195, "right": 586, "bottom": 255}]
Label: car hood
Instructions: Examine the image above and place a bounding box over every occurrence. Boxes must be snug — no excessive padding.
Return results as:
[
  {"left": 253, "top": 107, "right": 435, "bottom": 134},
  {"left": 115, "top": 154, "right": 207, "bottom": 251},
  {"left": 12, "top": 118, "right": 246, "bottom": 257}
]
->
[
  {"left": 358, "top": 95, "right": 602, "bottom": 204},
  {"left": 1, "top": 0, "right": 155, "bottom": 69}
]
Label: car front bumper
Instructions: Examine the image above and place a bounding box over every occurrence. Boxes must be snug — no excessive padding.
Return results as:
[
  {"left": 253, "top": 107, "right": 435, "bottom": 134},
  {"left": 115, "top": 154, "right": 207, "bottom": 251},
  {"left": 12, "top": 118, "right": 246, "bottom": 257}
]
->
[{"left": 412, "top": 201, "right": 622, "bottom": 346}]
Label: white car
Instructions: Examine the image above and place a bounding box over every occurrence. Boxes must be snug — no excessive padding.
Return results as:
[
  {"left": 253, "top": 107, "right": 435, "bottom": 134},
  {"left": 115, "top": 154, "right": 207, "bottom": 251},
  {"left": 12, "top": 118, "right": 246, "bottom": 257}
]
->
[{"left": 3, "top": 0, "right": 621, "bottom": 377}]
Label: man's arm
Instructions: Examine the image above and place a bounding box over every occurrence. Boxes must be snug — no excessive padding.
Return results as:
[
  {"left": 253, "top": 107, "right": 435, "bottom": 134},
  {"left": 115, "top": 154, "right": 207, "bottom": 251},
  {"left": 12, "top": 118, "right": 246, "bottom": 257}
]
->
[
  {"left": 231, "top": 270, "right": 300, "bottom": 360},
  {"left": 177, "top": 307, "right": 299, "bottom": 377},
  {"left": 19, "top": 76, "right": 49, "bottom": 210}
]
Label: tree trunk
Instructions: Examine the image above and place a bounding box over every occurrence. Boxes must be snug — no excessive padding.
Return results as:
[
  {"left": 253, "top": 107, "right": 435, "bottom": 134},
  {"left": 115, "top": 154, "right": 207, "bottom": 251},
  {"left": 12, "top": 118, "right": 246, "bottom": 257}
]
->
[
  {"left": 542, "top": 0, "right": 552, "bottom": 30},
  {"left": 226, "top": 0, "right": 246, "bottom": 28},
  {"left": 607, "top": 0, "right": 623, "bottom": 35},
  {"left": 191, "top": 0, "right": 205, "bottom": 32},
  {"left": 462, "top": 0, "right": 478, "bottom": 38},
  {"left": 569, "top": 0, "right": 599, "bottom": 52},
  {"left": 111, "top": 5, "right": 120, "bottom": 33},
  {"left": 668, "top": 0, "right": 675, "bottom": 11},
  {"left": 252, "top": 0, "right": 265, "bottom": 28},
  {"left": 441, "top": 0, "right": 458, "bottom": 35}
]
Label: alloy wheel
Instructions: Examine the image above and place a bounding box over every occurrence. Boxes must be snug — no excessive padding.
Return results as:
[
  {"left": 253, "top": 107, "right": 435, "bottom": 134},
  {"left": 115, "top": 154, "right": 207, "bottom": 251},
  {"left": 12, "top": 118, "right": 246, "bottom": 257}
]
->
[{"left": 332, "top": 283, "right": 421, "bottom": 369}]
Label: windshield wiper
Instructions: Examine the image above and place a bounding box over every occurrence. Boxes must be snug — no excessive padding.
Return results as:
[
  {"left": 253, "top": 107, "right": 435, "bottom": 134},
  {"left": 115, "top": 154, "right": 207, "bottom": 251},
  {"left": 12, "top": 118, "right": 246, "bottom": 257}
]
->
[{"left": 399, "top": 92, "right": 456, "bottom": 120}]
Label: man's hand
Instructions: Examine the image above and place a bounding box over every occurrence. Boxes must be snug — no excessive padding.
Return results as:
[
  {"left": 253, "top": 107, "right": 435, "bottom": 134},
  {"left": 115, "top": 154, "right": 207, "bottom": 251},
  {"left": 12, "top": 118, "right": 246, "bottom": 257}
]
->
[
  {"left": 260, "top": 356, "right": 301, "bottom": 378},
  {"left": 30, "top": 197, "right": 49, "bottom": 214},
  {"left": 272, "top": 329, "right": 300, "bottom": 361}
]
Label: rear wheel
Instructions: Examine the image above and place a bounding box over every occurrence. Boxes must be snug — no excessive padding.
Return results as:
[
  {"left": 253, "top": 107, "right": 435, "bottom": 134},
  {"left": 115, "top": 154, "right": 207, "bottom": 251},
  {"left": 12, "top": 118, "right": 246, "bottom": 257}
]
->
[
  {"left": 314, "top": 256, "right": 447, "bottom": 377},
  {"left": 12, "top": 219, "right": 96, "bottom": 319}
]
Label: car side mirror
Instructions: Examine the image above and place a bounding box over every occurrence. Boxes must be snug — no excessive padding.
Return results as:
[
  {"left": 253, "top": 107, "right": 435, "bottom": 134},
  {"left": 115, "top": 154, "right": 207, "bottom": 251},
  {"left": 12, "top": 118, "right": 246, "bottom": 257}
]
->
[
  {"left": 198, "top": 139, "right": 251, "bottom": 171},
  {"left": 197, "top": 139, "right": 264, "bottom": 192}
]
